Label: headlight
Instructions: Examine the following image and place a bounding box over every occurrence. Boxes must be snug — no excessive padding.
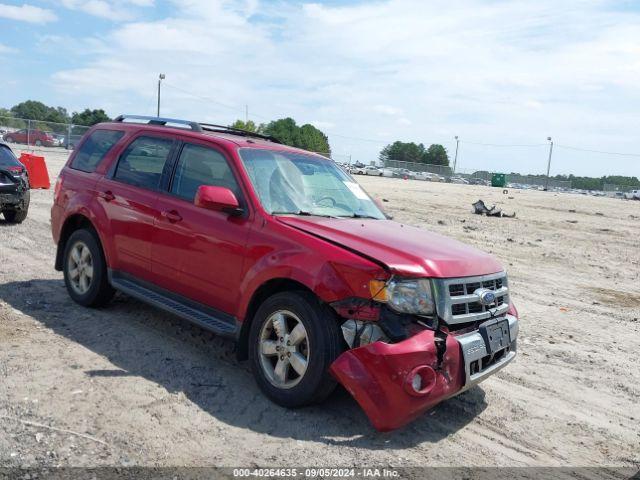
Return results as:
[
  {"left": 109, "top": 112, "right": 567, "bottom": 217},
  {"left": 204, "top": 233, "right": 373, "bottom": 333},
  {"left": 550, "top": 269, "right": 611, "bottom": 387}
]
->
[{"left": 370, "top": 278, "right": 434, "bottom": 315}]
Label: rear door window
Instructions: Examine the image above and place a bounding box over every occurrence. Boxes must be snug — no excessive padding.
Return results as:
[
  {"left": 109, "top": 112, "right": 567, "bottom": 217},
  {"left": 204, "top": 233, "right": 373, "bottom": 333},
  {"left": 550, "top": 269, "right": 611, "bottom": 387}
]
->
[
  {"left": 71, "top": 129, "right": 124, "bottom": 173},
  {"left": 114, "top": 136, "right": 174, "bottom": 191}
]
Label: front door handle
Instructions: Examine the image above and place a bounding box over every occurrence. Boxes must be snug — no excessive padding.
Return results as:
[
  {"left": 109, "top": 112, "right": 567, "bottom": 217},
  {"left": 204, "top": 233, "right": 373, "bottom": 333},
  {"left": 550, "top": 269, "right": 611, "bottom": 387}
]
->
[
  {"left": 161, "top": 210, "right": 182, "bottom": 223},
  {"left": 100, "top": 190, "right": 115, "bottom": 202}
]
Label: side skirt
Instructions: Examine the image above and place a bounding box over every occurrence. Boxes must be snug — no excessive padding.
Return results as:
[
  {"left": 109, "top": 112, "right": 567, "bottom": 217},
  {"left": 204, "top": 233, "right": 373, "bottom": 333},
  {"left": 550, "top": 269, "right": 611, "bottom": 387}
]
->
[{"left": 109, "top": 270, "right": 239, "bottom": 338}]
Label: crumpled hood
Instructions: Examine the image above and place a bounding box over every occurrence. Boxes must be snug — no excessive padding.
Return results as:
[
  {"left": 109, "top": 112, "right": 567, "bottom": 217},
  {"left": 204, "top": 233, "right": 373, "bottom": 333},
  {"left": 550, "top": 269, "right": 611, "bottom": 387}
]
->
[{"left": 277, "top": 217, "right": 503, "bottom": 278}]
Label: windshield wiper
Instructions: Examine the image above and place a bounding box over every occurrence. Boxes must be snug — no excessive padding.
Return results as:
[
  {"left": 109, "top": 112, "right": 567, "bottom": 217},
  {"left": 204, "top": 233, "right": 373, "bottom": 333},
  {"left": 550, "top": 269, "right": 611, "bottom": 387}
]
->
[
  {"left": 271, "top": 210, "right": 336, "bottom": 218},
  {"left": 337, "top": 213, "right": 381, "bottom": 219}
]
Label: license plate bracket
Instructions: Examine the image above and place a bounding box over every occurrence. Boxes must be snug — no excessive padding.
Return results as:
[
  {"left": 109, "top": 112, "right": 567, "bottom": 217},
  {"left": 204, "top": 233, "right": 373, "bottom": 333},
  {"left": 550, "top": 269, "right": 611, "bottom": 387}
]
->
[{"left": 479, "top": 318, "right": 511, "bottom": 354}]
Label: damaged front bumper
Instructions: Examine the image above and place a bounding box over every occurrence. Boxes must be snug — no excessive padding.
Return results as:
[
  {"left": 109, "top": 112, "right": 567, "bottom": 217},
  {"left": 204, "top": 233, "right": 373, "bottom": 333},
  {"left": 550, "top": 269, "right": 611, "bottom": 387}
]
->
[{"left": 329, "top": 314, "right": 519, "bottom": 431}]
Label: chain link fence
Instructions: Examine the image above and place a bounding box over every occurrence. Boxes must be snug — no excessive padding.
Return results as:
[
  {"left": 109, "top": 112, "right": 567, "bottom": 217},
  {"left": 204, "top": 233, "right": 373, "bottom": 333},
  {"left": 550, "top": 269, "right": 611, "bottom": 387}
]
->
[
  {"left": 383, "top": 159, "right": 453, "bottom": 176},
  {"left": 381, "top": 159, "right": 572, "bottom": 189},
  {"left": 603, "top": 183, "right": 633, "bottom": 193},
  {"left": 501, "top": 173, "right": 572, "bottom": 190},
  {"left": 0, "top": 115, "right": 90, "bottom": 150}
]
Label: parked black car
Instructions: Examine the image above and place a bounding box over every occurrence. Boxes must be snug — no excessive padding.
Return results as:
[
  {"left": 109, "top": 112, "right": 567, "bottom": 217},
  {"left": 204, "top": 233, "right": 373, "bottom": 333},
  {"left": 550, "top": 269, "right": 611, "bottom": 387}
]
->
[{"left": 0, "top": 142, "right": 30, "bottom": 223}]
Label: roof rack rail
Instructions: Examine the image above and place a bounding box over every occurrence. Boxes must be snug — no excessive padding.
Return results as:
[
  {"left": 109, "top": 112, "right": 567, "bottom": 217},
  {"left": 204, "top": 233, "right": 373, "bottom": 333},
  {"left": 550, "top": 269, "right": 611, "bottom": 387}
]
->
[
  {"left": 112, "top": 115, "right": 282, "bottom": 143},
  {"left": 199, "top": 123, "right": 281, "bottom": 144},
  {"left": 114, "top": 115, "right": 203, "bottom": 132}
]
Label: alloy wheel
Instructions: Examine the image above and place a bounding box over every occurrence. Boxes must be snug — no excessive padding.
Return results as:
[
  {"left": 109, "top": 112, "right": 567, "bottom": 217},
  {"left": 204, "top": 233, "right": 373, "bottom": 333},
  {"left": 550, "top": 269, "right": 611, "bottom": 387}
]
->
[
  {"left": 67, "top": 241, "right": 94, "bottom": 295},
  {"left": 258, "top": 310, "right": 309, "bottom": 389}
]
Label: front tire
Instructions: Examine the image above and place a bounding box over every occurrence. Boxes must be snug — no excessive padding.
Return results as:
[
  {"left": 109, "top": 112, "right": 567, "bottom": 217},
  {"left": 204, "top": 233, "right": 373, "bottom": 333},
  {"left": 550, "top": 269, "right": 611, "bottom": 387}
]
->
[
  {"left": 63, "top": 229, "right": 114, "bottom": 307},
  {"left": 249, "top": 291, "right": 343, "bottom": 408}
]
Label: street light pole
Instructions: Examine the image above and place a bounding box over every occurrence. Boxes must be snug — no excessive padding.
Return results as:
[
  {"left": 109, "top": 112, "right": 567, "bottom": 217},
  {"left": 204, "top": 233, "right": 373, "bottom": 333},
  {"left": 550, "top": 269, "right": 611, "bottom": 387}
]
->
[
  {"left": 157, "top": 73, "right": 165, "bottom": 117},
  {"left": 453, "top": 136, "right": 459, "bottom": 173},
  {"left": 545, "top": 136, "right": 553, "bottom": 191}
]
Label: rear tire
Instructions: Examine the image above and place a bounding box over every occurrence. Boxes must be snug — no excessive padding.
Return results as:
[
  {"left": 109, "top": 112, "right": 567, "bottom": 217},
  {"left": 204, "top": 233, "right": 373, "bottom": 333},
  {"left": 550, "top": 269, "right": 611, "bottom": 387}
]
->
[
  {"left": 249, "top": 291, "right": 343, "bottom": 408},
  {"left": 63, "top": 229, "right": 114, "bottom": 307},
  {"left": 5, "top": 136, "right": 14, "bottom": 143}
]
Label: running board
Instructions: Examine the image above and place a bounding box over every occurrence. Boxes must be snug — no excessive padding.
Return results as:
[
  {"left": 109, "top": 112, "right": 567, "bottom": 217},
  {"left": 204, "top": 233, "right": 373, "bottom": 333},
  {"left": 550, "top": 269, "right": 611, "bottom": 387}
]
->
[{"left": 110, "top": 273, "right": 238, "bottom": 337}]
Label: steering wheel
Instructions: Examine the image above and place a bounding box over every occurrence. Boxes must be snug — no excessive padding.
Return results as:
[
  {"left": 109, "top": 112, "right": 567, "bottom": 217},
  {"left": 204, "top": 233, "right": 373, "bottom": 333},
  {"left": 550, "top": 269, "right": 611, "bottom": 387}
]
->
[{"left": 314, "top": 196, "right": 337, "bottom": 207}]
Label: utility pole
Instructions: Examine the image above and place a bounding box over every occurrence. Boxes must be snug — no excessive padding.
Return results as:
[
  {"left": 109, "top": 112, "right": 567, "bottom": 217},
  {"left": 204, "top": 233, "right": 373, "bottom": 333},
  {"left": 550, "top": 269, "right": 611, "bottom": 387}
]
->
[
  {"left": 157, "top": 73, "right": 165, "bottom": 117},
  {"left": 245, "top": 105, "right": 249, "bottom": 123},
  {"left": 453, "top": 136, "right": 459, "bottom": 173},
  {"left": 545, "top": 136, "right": 553, "bottom": 191}
]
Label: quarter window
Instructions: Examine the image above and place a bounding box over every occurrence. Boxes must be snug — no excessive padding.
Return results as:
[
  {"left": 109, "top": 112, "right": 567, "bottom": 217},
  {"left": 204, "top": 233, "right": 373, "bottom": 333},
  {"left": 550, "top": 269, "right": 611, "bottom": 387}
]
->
[
  {"left": 114, "top": 136, "right": 174, "bottom": 190},
  {"left": 70, "top": 129, "right": 124, "bottom": 173},
  {"left": 170, "top": 144, "right": 239, "bottom": 202}
]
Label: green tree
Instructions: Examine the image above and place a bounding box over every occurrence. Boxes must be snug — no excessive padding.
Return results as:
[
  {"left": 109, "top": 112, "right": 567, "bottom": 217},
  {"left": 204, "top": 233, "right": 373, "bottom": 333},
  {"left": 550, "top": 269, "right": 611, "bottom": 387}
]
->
[
  {"left": 229, "top": 119, "right": 264, "bottom": 133},
  {"left": 425, "top": 144, "right": 449, "bottom": 165},
  {"left": 10, "top": 100, "right": 70, "bottom": 124},
  {"left": 380, "top": 141, "right": 449, "bottom": 166},
  {"left": 380, "top": 141, "right": 421, "bottom": 163},
  {"left": 262, "top": 118, "right": 300, "bottom": 146},
  {"left": 262, "top": 118, "right": 331, "bottom": 156},
  {"left": 71, "top": 109, "right": 111, "bottom": 126},
  {"left": 298, "top": 124, "right": 331, "bottom": 155}
]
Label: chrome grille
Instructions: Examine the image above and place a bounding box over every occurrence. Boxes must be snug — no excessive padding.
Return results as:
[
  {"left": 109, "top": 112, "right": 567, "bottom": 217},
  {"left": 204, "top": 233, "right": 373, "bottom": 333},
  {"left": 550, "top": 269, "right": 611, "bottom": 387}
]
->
[{"left": 434, "top": 272, "right": 509, "bottom": 325}]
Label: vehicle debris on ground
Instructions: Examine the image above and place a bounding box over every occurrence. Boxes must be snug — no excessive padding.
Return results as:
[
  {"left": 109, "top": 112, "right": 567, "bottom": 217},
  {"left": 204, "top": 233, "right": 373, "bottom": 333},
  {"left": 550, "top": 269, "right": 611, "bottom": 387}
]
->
[{"left": 472, "top": 199, "right": 516, "bottom": 218}]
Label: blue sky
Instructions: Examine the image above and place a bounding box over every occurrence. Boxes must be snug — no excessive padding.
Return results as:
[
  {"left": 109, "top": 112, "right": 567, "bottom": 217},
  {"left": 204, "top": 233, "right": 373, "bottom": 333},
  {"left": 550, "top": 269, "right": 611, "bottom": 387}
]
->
[{"left": 1, "top": 0, "right": 640, "bottom": 177}]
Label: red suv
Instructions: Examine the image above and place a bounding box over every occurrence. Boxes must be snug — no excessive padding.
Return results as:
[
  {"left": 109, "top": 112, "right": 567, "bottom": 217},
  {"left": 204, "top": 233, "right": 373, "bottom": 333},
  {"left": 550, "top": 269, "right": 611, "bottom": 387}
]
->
[{"left": 51, "top": 115, "right": 519, "bottom": 431}]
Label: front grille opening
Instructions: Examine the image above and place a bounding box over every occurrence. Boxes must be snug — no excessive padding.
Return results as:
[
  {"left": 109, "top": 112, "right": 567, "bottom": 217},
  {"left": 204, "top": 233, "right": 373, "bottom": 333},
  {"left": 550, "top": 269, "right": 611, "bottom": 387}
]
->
[
  {"left": 465, "top": 282, "right": 481, "bottom": 294},
  {"left": 449, "top": 284, "right": 465, "bottom": 297},
  {"left": 470, "top": 359, "right": 480, "bottom": 375},
  {"left": 468, "top": 302, "right": 483, "bottom": 314},
  {"left": 472, "top": 346, "right": 510, "bottom": 376},
  {"left": 452, "top": 304, "right": 467, "bottom": 315}
]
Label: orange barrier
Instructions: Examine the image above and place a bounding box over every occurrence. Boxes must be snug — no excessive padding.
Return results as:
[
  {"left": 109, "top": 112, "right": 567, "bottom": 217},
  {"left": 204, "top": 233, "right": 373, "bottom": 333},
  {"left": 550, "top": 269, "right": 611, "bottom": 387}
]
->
[{"left": 19, "top": 153, "right": 50, "bottom": 189}]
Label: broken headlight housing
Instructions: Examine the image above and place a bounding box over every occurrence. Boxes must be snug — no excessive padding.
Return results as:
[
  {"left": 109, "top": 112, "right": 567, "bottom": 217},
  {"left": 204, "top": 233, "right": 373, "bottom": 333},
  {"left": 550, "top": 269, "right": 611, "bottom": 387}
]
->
[{"left": 385, "top": 278, "right": 435, "bottom": 315}]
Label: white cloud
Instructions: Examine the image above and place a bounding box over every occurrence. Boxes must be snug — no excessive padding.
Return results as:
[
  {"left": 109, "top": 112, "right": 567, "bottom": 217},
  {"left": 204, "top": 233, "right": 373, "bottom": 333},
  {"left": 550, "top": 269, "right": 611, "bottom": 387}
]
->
[
  {"left": 44, "top": 0, "right": 640, "bottom": 176},
  {"left": 0, "top": 42, "right": 15, "bottom": 54},
  {"left": 59, "top": 0, "right": 154, "bottom": 20},
  {"left": 0, "top": 3, "right": 57, "bottom": 23},
  {"left": 373, "top": 105, "right": 403, "bottom": 116}
]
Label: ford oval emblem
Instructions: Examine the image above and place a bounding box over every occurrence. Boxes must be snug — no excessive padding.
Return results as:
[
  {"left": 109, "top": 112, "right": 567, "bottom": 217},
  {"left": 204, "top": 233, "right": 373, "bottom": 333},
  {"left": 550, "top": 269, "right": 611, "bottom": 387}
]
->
[{"left": 475, "top": 288, "right": 496, "bottom": 306}]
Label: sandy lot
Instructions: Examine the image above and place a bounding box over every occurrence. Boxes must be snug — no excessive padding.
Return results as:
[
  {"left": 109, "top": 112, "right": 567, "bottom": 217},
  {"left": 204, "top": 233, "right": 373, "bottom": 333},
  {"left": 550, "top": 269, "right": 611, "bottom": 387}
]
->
[{"left": 1, "top": 148, "right": 639, "bottom": 470}]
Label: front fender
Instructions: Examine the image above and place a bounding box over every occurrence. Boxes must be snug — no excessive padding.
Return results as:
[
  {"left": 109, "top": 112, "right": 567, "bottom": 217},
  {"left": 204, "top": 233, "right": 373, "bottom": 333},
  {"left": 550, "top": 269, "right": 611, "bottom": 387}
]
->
[
  {"left": 237, "top": 254, "right": 381, "bottom": 321},
  {"left": 236, "top": 220, "right": 387, "bottom": 321}
]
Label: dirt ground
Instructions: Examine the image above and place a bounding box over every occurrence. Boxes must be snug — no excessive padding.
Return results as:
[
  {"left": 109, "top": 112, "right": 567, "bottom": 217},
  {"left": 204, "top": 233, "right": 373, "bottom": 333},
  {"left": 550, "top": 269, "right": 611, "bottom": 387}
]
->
[{"left": 1, "top": 147, "right": 639, "bottom": 470}]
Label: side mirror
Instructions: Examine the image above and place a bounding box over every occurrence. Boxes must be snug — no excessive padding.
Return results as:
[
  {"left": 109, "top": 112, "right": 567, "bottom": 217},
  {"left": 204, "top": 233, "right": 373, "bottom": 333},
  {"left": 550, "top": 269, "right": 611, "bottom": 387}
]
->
[{"left": 194, "top": 185, "right": 242, "bottom": 215}]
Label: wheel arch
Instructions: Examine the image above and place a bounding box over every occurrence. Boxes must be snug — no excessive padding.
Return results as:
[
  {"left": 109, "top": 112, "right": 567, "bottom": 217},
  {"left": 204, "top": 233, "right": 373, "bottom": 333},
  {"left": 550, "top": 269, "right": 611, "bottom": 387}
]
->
[
  {"left": 236, "top": 278, "right": 319, "bottom": 361},
  {"left": 55, "top": 214, "right": 102, "bottom": 271}
]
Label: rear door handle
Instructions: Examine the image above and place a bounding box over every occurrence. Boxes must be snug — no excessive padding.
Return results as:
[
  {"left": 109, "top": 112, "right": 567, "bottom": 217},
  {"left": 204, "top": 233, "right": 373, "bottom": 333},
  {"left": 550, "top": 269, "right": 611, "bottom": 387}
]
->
[
  {"left": 161, "top": 210, "right": 182, "bottom": 223},
  {"left": 100, "top": 190, "right": 115, "bottom": 202}
]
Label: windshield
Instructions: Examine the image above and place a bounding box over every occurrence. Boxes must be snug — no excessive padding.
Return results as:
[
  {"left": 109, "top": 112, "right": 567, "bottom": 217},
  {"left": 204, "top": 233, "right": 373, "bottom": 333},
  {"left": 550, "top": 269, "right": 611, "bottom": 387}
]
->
[{"left": 239, "top": 148, "right": 385, "bottom": 219}]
